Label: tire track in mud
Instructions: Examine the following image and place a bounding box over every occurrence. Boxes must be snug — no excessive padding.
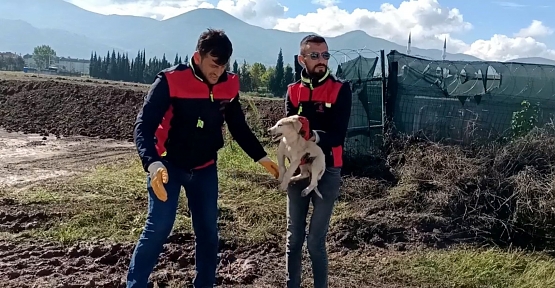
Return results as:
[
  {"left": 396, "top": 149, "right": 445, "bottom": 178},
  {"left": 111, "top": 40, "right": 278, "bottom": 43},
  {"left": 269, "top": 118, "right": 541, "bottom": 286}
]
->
[
  {"left": 0, "top": 133, "right": 136, "bottom": 242},
  {"left": 0, "top": 130, "right": 135, "bottom": 188},
  {"left": 9, "top": 146, "right": 134, "bottom": 170}
]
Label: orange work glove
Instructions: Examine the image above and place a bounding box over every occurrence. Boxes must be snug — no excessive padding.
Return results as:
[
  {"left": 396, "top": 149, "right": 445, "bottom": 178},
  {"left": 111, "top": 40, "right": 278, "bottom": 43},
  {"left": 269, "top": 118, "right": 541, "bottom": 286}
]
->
[
  {"left": 258, "top": 156, "right": 279, "bottom": 179},
  {"left": 147, "top": 161, "right": 169, "bottom": 202}
]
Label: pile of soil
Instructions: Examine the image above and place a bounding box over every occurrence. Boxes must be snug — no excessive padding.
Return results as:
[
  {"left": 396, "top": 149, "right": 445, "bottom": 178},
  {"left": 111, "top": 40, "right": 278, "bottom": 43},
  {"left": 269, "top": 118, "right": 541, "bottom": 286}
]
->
[{"left": 0, "top": 79, "right": 285, "bottom": 142}]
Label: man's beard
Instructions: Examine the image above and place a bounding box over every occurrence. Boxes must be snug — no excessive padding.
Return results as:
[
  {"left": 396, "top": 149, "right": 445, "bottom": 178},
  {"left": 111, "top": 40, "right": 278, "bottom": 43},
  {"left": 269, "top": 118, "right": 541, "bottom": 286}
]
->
[{"left": 307, "top": 64, "right": 328, "bottom": 78}]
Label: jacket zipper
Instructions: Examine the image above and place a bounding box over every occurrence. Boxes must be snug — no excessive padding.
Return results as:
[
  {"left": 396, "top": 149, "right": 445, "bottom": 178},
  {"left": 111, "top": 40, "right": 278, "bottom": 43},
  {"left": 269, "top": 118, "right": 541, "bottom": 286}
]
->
[
  {"left": 308, "top": 82, "right": 313, "bottom": 102},
  {"left": 197, "top": 84, "right": 214, "bottom": 129}
]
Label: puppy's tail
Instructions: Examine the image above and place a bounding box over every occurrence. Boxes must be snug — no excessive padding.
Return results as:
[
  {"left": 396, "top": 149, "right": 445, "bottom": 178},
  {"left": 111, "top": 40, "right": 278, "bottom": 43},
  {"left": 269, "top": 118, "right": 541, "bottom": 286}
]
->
[{"left": 314, "top": 187, "right": 323, "bottom": 199}]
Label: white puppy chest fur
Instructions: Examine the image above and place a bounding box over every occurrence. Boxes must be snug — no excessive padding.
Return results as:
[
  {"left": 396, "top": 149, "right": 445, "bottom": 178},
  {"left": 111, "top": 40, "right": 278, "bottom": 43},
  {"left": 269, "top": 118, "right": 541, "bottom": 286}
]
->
[{"left": 267, "top": 115, "right": 326, "bottom": 198}]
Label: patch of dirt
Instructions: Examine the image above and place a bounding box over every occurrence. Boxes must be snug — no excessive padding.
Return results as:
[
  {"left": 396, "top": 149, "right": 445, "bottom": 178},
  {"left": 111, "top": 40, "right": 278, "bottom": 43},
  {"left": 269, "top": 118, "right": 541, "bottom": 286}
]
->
[
  {"left": 0, "top": 198, "right": 63, "bottom": 233},
  {"left": 0, "top": 78, "right": 284, "bottom": 142},
  {"left": 0, "top": 232, "right": 414, "bottom": 288},
  {"left": 0, "top": 79, "right": 145, "bottom": 141},
  {"left": 0, "top": 71, "right": 150, "bottom": 91},
  {"left": 0, "top": 129, "right": 134, "bottom": 188},
  {"left": 0, "top": 233, "right": 285, "bottom": 288}
]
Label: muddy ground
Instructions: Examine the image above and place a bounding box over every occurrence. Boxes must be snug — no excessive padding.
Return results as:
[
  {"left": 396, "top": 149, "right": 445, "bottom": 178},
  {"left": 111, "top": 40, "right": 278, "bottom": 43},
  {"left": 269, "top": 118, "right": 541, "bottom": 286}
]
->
[
  {"left": 0, "top": 129, "right": 294, "bottom": 287},
  {"left": 0, "top": 130, "right": 134, "bottom": 188},
  {"left": 2, "top": 71, "right": 555, "bottom": 287},
  {"left": 0, "top": 73, "right": 381, "bottom": 287},
  {"left": 0, "top": 226, "right": 287, "bottom": 287},
  {"left": 0, "top": 128, "right": 405, "bottom": 288}
]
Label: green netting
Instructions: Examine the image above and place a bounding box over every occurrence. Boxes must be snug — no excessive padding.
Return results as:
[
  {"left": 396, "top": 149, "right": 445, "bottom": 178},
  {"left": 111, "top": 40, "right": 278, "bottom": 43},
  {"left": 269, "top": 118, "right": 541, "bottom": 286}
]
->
[
  {"left": 333, "top": 53, "right": 384, "bottom": 158},
  {"left": 338, "top": 55, "right": 378, "bottom": 81},
  {"left": 292, "top": 50, "right": 386, "bottom": 159},
  {"left": 386, "top": 50, "right": 555, "bottom": 144}
]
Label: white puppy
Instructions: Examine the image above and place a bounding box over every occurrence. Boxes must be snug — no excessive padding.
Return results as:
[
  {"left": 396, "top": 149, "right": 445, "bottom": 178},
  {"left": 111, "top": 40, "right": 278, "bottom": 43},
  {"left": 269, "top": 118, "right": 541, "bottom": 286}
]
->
[{"left": 267, "top": 115, "right": 326, "bottom": 198}]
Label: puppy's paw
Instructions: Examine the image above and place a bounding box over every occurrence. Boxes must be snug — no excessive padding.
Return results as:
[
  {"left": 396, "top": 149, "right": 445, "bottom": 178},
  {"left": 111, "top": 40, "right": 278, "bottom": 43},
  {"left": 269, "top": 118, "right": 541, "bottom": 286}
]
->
[
  {"left": 280, "top": 182, "right": 289, "bottom": 191},
  {"left": 301, "top": 187, "right": 314, "bottom": 197}
]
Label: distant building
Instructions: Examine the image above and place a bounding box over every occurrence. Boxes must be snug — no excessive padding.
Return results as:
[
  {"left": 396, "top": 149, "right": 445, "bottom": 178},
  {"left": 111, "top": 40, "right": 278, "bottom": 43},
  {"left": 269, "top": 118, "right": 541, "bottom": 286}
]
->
[
  {"left": 57, "top": 57, "right": 90, "bottom": 75},
  {"left": 22, "top": 54, "right": 90, "bottom": 75}
]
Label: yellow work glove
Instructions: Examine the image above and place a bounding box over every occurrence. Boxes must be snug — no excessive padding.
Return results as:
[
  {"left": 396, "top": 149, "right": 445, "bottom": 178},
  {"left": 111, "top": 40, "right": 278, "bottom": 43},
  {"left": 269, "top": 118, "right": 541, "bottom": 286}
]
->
[
  {"left": 147, "top": 161, "right": 169, "bottom": 202},
  {"left": 258, "top": 156, "right": 279, "bottom": 179}
]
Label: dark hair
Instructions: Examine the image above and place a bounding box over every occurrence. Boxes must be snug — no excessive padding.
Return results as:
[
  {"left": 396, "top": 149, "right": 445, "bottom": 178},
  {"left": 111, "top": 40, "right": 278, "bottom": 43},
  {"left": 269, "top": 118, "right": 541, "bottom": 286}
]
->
[
  {"left": 196, "top": 28, "right": 233, "bottom": 66},
  {"left": 300, "top": 34, "right": 327, "bottom": 52}
]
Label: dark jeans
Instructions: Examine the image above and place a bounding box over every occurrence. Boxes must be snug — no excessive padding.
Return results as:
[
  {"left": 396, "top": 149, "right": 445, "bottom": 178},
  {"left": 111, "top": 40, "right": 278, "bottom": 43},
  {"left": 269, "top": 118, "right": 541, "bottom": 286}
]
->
[
  {"left": 286, "top": 167, "right": 342, "bottom": 288},
  {"left": 126, "top": 161, "right": 219, "bottom": 288}
]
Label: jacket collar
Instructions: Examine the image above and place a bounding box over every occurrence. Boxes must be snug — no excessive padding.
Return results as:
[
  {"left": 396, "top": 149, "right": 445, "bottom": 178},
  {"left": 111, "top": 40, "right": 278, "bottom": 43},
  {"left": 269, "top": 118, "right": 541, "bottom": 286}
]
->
[
  {"left": 189, "top": 57, "right": 228, "bottom": 84},
  {"left": 300, "top": 68, "right": 330, "bottom": 89}
]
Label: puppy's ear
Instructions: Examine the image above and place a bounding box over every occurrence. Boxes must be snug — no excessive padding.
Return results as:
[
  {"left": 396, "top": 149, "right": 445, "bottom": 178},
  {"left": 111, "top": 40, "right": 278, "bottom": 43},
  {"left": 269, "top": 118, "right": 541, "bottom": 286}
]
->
[{"left": 292, "top": 118, "right": 302, "bottom": 132}]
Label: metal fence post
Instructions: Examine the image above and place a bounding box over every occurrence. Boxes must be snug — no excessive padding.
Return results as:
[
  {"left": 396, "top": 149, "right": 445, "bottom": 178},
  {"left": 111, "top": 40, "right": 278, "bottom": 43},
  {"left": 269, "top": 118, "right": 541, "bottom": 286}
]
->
[
  {"left": 380, "top": 50, "right": 387, "bottom": 137},
  {"left": 293, "top": 55, "right": 302, "bottom": 82}
]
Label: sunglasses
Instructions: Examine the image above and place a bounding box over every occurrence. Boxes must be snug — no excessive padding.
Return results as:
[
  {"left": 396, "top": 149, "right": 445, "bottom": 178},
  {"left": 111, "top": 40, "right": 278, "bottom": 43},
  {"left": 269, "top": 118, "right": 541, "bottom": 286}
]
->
[{"left": 304, "top": 51, "right": 331, "bottom": 60}]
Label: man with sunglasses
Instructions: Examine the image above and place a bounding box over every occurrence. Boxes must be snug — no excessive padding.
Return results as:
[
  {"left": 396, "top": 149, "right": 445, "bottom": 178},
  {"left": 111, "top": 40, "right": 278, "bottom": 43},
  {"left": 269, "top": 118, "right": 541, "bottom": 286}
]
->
[{"left": 284, "top": 34, "right": 352, "bottom": 288}]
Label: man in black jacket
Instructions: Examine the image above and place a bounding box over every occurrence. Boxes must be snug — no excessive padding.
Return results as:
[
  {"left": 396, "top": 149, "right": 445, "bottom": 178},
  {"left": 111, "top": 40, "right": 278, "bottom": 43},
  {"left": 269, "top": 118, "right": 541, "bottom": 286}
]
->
[
  {"left": 284, "top": 34, "right": 352, "bottom": 288},
  {"left": 127, "top": 28, "right": 279, "bottom": 288}
]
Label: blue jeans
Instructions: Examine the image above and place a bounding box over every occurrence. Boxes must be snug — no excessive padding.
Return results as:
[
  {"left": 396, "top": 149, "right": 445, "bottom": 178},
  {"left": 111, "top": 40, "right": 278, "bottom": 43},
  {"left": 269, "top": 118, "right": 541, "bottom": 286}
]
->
[
  {"left": 286, "top": 167, "right": 342, "bottom": 288},
  {"left": 126, "top": 161, "right": 219, "bottom": 288}
]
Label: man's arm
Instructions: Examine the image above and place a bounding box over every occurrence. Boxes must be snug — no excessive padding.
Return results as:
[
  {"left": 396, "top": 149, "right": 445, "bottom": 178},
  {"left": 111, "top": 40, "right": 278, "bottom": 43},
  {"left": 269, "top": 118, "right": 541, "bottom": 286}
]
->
[
  {"left": 133, "top": 72, "right": 172, "bottom": 172},
  {"left": 224, "top": 94, "right": 268, "bottom": 162},
  {"left": 285, "top": 88, "right": 298, "bottom": 116},
  {"left": 314, "top": 82, "right": 352, "bottom": 148}
]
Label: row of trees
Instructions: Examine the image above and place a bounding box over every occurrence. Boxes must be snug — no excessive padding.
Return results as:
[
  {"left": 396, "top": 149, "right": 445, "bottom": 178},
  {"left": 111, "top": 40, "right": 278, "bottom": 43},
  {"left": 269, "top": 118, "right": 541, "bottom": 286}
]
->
[
  {"left": 13, "top": 44, "right": 297, "bottom": 96},
  {"left": 0, "top": 45, "right": 55, "bottom": 72},
  {"left": 1, "top": 45, "right": 62, "bottom": 72},
  {"left": 0, "top": 54, "right": 25, "bottom": 71},
  {"left": 88, "top": 49, "right": 295, "bottom": 96}
]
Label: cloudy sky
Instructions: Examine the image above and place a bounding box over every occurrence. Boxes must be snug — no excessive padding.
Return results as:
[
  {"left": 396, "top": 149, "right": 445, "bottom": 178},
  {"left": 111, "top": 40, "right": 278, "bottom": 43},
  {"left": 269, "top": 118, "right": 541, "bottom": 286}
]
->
[{"left": 64, "top": 0, "right": 555, "bottom": 61}]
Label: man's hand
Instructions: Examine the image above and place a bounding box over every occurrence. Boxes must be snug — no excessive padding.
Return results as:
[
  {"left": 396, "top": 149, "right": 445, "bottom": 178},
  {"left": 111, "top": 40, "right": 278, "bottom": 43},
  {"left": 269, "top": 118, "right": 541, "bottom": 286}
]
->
[
  {"left": 258, "top": 156, "right": 279, "bottom": 179},
  {"left": 308, "top": 131, "right": 317, "bottom": 142},
  {"left": 309, "top": 130, "right": 323, "bottom": 143},
  {"left": 147, "top": 161, "right": 169, "bottom": 202}
]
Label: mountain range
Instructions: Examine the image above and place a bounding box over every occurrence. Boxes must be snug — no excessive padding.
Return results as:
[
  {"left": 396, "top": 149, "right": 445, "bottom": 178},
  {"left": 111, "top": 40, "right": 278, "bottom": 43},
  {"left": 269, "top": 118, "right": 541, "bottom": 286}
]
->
[{"left": 1, "top": 0, "right": 554, "bottom": 67}]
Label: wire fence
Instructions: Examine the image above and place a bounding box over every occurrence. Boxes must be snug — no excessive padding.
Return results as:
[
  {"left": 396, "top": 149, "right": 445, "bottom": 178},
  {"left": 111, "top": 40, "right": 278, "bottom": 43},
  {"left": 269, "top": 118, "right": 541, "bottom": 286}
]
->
[
  {"left": 293, "top": 48, "right": 555, "bottom": 160},
  {"left": 293, "top": 49, "right": 387, "bottom": 161}
]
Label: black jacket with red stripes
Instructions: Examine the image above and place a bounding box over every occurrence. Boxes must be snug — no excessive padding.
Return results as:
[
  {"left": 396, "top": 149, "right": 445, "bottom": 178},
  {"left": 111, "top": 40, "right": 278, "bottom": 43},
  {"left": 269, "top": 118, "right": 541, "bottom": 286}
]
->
[
  {"left": 285, "top": 69, "right": 352, "bottom": 168},
  {"left": 133, "top": 60, "right": 267, "bottom": 172}
]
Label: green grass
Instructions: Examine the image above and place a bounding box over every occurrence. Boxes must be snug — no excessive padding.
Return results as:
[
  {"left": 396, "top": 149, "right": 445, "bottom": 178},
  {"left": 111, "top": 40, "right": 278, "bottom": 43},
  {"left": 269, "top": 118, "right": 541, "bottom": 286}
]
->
[
  {"left": 384, "top": 246, "right": 555, "bottom": 288},
  {"left": 3, "top": 140, "right": 555, "bottom": 287},
  {"left": 3, "top": 142, "right": 291, "bottom": 245}
]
